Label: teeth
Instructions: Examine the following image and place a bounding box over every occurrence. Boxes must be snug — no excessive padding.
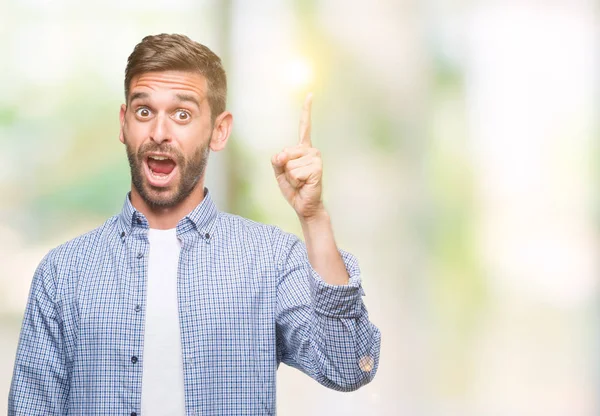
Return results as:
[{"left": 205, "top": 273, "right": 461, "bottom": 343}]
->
[
  {"left": 149, "top": 155, "right": 169, "bottom": 161},
  {"left": 149, "top": 170, "right": 169, "bottom": 179}
]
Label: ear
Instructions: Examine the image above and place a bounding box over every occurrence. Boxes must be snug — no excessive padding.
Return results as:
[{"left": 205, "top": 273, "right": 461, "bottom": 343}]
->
[
  {"left": 209, "top": 111, "right": 233, "bottom": 152},
  {"left": 119, "top": 104, "right": 127, "bottom": 144}
]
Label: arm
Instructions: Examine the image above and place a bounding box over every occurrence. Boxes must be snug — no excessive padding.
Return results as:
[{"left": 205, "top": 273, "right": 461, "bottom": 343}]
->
[
  {"left": 271, "top": 93, "right": 381, "bottom": 390},
  {"left": 8, "top": 254, "right": 69, "bottom": 415},
  {"left": 300, "top": 209, "right": 348, "bottom": 286},
  {"left": 275, "top": 230, "right": 381, "bottom": 391}
]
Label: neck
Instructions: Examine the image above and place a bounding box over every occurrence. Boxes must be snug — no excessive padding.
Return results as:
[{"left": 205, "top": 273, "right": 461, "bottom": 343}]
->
[{"left": 129, "top": 182, "right": 206, "bottom": 230}]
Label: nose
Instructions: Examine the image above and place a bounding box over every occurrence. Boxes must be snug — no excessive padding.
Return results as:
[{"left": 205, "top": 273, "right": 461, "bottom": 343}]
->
[{"left": 149, "top": 113, "right": 171, "bottom": 144}]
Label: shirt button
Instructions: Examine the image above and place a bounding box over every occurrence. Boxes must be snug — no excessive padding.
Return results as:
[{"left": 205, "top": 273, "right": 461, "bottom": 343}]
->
[
  {"left": 120, "top": 231, "right": 125, "bottom": 238},
  {"left": 204, "top": 232, "right": 210, "bottom": 239},
  {"left": 131, "top": 356, "right": 138, "bottom": 364},
  {"left": 137, "top": 252, "right": 143, "bottom": 259},
  {"left": 136, "top": 218, "right": 142, "bottom": 225},
  {"left": 131, "top": 412, "right": 137, "bottom": 416},
  {"left": 134, "top": 304, "right": 141, "bottom": 312}
]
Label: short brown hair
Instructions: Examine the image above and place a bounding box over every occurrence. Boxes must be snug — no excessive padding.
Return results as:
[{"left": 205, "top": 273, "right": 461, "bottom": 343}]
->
[{"left": 124, "top": 33, "right": 227, "bottom": 121}]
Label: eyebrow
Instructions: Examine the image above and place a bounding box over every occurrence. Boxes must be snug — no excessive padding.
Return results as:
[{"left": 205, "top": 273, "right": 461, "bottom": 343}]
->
[
  {"left": 129, "top": 91, "right": 149, "bottom": 104},
  {"left": 128, "top": 91, "right": 201, "bottom": 110},
  {"left": 129, "top": 91, "right": 200, "bottom": 109},
  {"left": 175, "top": 93, "right": 201, "bottom": 109}
]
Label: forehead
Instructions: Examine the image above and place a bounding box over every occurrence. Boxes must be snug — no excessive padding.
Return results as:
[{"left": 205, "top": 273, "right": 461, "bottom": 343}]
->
[{"left": 128, "top": 70, "right": 207, "bottom": 101}]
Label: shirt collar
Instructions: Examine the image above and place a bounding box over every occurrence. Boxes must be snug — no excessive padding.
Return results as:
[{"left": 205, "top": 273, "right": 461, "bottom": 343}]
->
[{"left": 118, "top": 188, "right": 219, "bottom": 238}]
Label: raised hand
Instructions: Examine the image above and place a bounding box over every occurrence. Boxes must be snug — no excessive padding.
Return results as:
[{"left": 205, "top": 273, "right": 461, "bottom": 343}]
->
[{"left": 271, "top": 93, "right": 325, "bottom": 220}]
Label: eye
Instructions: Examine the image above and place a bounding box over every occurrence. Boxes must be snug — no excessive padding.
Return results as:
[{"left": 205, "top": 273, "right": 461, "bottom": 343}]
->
[
  {"left": 135, "top": 107, "right": 151, "bottom": 118},
  {"left": 174, "top": 110, "right": 191, "bottom": 121}
]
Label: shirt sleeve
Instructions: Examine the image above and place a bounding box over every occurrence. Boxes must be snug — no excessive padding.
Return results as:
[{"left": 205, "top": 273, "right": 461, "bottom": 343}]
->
[
  {"left": 9, "top": 253, "right": 69, "bottom": 415},
  {"left": 275, "top": 230, "right": 381, "bottom": 392}
]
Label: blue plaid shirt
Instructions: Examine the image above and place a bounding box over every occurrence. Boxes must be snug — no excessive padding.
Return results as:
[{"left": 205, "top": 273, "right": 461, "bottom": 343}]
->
[{"left": 9, "top": 190, "right": 381, "bottom": 415}]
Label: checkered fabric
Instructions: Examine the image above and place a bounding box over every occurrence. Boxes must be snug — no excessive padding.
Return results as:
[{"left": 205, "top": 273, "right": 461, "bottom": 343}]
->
[{"left": 9, "top": 190, "right": 381, "bottom": 415}]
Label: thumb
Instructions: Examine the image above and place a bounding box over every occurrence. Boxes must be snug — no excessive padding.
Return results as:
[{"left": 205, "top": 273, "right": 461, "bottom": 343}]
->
[{"left": 271, "top": 152, "right": 287, "bottom": 176}]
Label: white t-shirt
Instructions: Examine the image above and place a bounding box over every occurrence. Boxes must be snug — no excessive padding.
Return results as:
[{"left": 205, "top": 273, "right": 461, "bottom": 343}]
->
[{"left": 141, "top": 228, "right": 185, "bottom": 415}]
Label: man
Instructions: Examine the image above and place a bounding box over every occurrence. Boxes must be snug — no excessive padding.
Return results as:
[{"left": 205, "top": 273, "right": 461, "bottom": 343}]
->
[{"left": 9, "top": 33, "right": 380, "bottom": 415}]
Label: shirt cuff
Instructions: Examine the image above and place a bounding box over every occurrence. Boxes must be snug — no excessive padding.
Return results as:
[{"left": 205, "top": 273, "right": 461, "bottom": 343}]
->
[{"left": 309, "top": 249, "right": 366, "bottom": 319}]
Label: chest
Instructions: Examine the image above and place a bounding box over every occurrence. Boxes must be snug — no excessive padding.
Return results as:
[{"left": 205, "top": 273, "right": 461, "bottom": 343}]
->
[{"left": 69, "top": 237, "right": 278, "bottom": 359}]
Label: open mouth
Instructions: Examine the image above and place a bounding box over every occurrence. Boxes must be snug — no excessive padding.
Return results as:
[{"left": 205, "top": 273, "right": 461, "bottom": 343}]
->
[{"left": 144, "top": 154, "right": 178, "bottom": 187}]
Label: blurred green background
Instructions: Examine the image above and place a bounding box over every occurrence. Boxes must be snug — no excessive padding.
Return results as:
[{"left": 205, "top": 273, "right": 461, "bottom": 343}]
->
[{"left": 1, "top": 1, "right": 598, "bottom": 415}]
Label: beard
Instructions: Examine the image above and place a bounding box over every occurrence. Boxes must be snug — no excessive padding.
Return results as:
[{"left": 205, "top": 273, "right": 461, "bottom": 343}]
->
[{"left": 125, "top": 134, "right": 210, "bottom": 209}]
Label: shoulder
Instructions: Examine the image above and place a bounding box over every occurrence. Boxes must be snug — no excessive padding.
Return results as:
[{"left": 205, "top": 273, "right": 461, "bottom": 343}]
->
[
  {"left": 214, "top": 212, "right": 299, "bottom": 254},
  {"left": 30, "top": 216, "right": 120, "bottom": 301},
  {"left": 216, "top": 212, "right": 280, "bottom": 238},
  {"left": 215, "top": 212, "right": 305, "bottom": 265},
  {"left": 43, "top": 215, "right": 120, "bottom": 271}
]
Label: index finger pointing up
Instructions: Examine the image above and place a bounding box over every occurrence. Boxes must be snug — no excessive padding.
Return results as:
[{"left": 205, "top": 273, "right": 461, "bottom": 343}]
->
[{"left": 299, "top": 92, "right": 313, "bottom": 147}]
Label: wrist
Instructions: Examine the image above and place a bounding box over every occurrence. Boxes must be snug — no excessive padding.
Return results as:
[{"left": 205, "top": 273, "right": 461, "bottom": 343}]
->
[{"left": 299, "top": 205, "right": 329, "bottom": 228}]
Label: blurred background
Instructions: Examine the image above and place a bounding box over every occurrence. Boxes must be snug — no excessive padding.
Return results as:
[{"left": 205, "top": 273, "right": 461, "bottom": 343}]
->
[{"left": 1, "top": 0, "right": 598, "bottom": 414}]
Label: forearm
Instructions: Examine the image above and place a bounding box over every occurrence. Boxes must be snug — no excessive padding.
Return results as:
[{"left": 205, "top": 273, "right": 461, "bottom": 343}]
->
[
  {"left": 287, "top": 307, "right": 381, "bottom": 391},
  {"left": 9, "top": 255, "right": 69, "bottom": 415},
  {"left": 276, "top": 230, "right": 381, "bottom": 391},
  {"left": 300, "top": 208, "right": 349, "bottom": 286}
]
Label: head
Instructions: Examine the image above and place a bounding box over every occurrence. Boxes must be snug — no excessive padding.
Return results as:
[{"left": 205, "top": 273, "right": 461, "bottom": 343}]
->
[{"left": 119, "top": 34, "right": 232, "bottom": 210}]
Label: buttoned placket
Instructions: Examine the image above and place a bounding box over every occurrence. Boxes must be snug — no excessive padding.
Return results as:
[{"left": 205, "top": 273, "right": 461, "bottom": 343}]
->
[{"left": 126, "top": 214, "right": 149, "bottom": 416}]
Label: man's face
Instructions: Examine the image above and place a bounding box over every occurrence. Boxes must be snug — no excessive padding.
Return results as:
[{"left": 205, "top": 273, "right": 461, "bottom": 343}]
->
[{"left": 119, "top": 70, "right": 214, "bottom": 209}]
